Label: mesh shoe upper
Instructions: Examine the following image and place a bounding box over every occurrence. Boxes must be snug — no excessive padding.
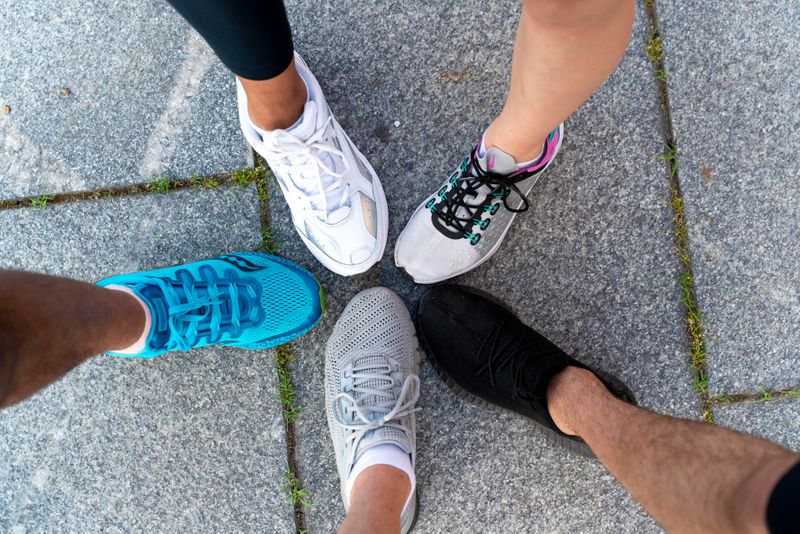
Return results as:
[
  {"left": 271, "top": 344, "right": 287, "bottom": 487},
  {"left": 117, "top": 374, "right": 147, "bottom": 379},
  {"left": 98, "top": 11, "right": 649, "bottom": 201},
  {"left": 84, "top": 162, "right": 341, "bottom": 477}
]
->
[
  {"left": 97, "top": 252, "right": 323, "bottom": 358},
  {"left": 324, "top": 287, "right": 420, "bottom": 507},
  {"left": 416, "top": 285, "right": 635, "bottom": 455}
]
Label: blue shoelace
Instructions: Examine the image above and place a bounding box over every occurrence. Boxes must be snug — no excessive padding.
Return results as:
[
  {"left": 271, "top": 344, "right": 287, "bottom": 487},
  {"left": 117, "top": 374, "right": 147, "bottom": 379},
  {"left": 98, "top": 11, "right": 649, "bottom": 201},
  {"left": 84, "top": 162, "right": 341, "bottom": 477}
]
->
[{"left": 129, "top": 266, "right": 260, "bottom": 352}]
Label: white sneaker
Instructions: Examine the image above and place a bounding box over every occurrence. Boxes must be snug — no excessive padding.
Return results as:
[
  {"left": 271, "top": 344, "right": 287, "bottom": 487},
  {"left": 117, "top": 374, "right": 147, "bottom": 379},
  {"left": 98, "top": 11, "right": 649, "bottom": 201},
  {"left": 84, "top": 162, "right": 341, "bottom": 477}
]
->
[
  {"left": 237, "top": 53, "right": 388, "bottom": 276},
  {"left": 395, "top": 126, "right": 563, "bottom": 283},
  {"left": 325, "top": 288, "right": 420, "bottom": 533}
]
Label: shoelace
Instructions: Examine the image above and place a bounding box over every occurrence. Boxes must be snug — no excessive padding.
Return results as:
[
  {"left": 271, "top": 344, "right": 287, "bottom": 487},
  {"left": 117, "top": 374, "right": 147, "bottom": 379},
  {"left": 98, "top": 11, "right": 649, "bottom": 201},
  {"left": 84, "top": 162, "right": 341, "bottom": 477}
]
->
[
  {"left": 267, "top": 115, "right": 352, "bottom": 219},
  {"left": 333, "top": 358, "right": 420, "bottom": 471},
  {"left": 473, "top": 319, "right": 547, "bottom": 409},
  {"left": 135, "top": 268, "right": 251, "bottom": 352},
  {"left": 431, "top": 151, "right": 530, "bottom": 243}
]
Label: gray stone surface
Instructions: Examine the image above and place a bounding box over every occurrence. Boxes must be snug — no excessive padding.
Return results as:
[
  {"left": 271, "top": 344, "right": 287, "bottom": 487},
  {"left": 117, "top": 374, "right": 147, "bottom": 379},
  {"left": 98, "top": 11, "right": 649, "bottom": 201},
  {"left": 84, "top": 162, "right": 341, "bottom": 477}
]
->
[
  {"left": 0, "top": 187, "right": 295, "bottom": 532},
  {"left": 272, "top": 4, "right": 695, "bottom": 532},
  {"left": 0, "top": 0, "right": 248, "bottom": 201},
  {"left": 659, "top": 1, "right": 800, "bottom": 395},
  {"left": 715, "top": 399, "right": 800, "bottom": 451}
]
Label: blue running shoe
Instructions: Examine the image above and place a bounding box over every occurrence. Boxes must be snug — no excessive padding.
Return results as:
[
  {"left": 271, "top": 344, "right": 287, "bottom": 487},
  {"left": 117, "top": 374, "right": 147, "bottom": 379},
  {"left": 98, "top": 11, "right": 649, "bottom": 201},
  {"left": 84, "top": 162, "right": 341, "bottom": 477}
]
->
[{"left": 96, "top": 252, "right": 324, "bottom": 358}]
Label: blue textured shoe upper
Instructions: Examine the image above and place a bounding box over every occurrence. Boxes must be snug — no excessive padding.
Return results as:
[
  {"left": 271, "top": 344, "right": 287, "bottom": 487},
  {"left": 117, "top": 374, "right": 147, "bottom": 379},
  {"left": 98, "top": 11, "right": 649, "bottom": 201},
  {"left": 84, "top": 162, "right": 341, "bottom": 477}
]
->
[{"left": 97, "top": 252, "right": 323, "bottom": 358}]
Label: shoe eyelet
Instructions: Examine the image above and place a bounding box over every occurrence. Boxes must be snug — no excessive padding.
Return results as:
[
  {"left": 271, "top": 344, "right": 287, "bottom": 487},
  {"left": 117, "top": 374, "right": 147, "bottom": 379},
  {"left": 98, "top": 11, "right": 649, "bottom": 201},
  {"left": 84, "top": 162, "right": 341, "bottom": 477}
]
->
[{"left": 463, "top": 231, "right": 481, "bottom": 245}]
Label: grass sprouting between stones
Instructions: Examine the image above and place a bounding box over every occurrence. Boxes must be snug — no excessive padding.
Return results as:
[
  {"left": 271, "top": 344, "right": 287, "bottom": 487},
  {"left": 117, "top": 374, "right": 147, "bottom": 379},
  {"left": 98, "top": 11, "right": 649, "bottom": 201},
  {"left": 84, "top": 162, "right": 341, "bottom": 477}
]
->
[
  {"left": 261, "top": 228, "right": 278, "bottom": 255},
  {"left": 646, "top": 29, "right": 664, "bottom": 63},
  {"left": 276, "top": 344, "right": 312, "bottom": 521},
  {"left": 276, "top": 345, "right": 303, "bottom": 423},
  {"left": 710, "top": 387, "right": 800, "bottom": 405},
  {"left": 30, "top": 194, "right": 54, "bottom": 208},
  {"left": 660, "top": 143, "right": 713, "bottom": 422},
  {"left": 284, "top": 469, "right": 312, "bottom": 509},
  {"left": 188, "top": 174, "right": 220, "bottom": 190},
  {"left": 231, "top": 165, "right": 267, "bottom": 187},
  {"left": 146, "top": 177, "right": 172, "bottom": 194}
]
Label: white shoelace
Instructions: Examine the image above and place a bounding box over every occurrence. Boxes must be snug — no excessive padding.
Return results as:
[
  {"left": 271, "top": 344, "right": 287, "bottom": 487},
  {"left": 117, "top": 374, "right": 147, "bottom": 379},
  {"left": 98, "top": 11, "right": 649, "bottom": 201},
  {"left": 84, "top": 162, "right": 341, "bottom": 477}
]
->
[
  {"left": 265, "top": 116, "right": 352, "bottom": 220},
  {"left": 333, "top": 359, "right": 420, "bottom": 472}
]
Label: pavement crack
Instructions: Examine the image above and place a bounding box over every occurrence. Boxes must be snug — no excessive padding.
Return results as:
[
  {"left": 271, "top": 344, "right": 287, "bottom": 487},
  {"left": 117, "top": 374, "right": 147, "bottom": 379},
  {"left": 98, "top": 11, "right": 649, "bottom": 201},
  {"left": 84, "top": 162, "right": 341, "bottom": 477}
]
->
[{"left": 643, "top": 0, "right": 713, "bottom": 422}]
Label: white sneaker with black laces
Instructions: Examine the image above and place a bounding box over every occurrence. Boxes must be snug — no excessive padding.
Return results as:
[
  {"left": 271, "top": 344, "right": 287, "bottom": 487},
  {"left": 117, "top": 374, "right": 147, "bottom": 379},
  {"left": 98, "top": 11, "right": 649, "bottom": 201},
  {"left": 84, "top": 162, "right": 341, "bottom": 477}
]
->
[
  {"left": 237, "top": 53, "right": 388, "bottom": 276},
  {"left": 395, "top": 126, "right": 563, "bottom": 284}
]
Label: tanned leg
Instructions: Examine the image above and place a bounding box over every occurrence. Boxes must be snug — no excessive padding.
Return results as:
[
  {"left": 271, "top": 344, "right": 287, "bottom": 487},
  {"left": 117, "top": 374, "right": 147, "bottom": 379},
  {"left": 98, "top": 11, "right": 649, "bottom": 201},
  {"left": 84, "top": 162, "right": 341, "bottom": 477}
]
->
[
  {"left": 0, "top": 270, "right": 144, "bottom": 407},
  {"left": 338, "top": 465, "right": 411, "bottom": 534},
  {"left": 485, "top": 0, "right": 635, "bottom": 160},
  {"left": 547, "top": 366, "right": 799, "bottom": 533}
]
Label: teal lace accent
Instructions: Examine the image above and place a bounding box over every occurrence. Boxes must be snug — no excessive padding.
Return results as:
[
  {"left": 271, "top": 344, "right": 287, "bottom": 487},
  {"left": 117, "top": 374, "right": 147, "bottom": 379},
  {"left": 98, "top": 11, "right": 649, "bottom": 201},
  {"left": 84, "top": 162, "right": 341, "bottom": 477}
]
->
[
  {"left": 472, "top": 218, "right": 489, "bottom": 230},
  {"left": 464, "top": 231, "right": 481, "bottom": 245}
]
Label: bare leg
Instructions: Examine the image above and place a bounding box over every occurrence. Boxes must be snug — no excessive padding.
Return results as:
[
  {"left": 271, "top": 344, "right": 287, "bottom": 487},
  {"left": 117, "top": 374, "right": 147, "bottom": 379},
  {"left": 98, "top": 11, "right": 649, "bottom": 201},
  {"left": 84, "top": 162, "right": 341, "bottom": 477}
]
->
[
  {"left": 0, "top": 270, "right": 145, "bottom": 407},
  {"left": 485, "top": 0, "right": 635, "bottom": 160},
  {"left": 237, "top": 59, "right": 307, "bottom": 131},
  {"left": 547, "top": 366, "right": 799, "bottom": 533},
  {"left": 339, "top": 465, "right": 411, "bottom": 534}
]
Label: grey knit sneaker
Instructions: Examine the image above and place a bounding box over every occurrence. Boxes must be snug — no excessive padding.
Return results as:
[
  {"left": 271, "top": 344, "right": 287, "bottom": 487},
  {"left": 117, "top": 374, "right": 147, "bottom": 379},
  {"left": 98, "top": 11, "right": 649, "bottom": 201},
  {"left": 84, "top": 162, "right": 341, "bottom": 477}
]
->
[{"left": 325, "top": 287, "right": 421, "bottom": 532}]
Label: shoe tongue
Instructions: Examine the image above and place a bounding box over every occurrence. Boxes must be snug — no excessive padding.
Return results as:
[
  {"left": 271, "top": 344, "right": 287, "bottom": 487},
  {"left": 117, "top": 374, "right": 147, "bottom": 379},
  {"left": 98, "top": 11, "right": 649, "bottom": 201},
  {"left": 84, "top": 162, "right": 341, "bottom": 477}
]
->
[
  {"left": 287, "top": 100, "right": 319, "bottom": 141},
  {"left": 520, "top": 357, "right": 565, "bottom": 400},
  {"left": 351, "top": 354, "right": 413, "bottom": 456},
  {"left": 446, "top": 146, "right": 518, "bottom": 223},
  {"left": 284, "top": 100, "right": 351, "bottom": 219},
  {"left": 477, "top": 146, "right": 519, "bottom": 175},
  {"left": 355, "top": 354, "right": 392, "bottom": 413}
]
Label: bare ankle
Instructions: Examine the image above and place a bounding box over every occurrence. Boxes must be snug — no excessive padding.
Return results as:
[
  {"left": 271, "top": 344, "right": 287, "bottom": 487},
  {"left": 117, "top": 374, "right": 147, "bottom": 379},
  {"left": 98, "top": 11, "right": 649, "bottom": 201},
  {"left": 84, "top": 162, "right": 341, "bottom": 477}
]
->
[
  {"left": 483, "top": 120, "right": 547, "bottom": 162},
  {"left": 238, "top": 60, "right": 307, "bottom": 131},
  {"left": 546, "top": 366, "right": 610, "bottom": 436},
  {"left": 341, "top": 465, "right": 410, "bottom": 534},
  {"left": 246, "top": 92, "right": 305, "bottom": 131}
]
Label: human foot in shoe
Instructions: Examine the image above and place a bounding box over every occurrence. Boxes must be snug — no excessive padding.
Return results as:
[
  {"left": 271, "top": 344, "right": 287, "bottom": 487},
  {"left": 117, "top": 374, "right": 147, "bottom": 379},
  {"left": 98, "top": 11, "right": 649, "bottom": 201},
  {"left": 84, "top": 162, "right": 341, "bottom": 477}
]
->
[
  {"left": 237, "top": 53, "right": 388, "bottom": 277},
  {"left": 325, "top": 288, "right": 421, "bottom": 533},
  {"left": 96, "top": 252, "right": 323, "bottom": 358},
  {"left": 416, "top": 285, "right": 635, "bottom": 458},
  {"left": 395, "top": 126, "right": 562, "bottom": 284}
]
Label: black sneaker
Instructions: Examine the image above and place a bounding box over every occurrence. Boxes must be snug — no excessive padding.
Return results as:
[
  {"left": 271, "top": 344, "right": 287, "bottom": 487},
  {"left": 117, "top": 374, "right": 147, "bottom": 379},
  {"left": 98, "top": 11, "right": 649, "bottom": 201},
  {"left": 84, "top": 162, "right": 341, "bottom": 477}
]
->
[{"left": 415, "top": 285, "right": 635, "bottom": 458}]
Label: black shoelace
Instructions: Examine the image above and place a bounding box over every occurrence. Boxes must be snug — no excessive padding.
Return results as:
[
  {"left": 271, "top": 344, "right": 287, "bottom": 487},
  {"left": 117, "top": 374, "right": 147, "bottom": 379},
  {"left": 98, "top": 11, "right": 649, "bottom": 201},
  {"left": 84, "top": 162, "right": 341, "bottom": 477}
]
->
[
  {"left": 473, "top": 319, "right": 548, "bottom": 412},
  {"left": 429, "top": 151, "right": 531, "bottom": 244}
]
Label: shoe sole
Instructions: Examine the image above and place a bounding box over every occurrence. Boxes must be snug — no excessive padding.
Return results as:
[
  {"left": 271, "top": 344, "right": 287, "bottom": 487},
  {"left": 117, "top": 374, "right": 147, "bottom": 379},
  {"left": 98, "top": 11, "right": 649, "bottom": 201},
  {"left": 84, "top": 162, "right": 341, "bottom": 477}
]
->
[
  {"left": 414, "top": 286, "right": 637, "bottom": 460},
  {"left": 394, "top": 126, "right": 564, "bottom": 284},
  {"left": 403, "top": 492, "right": 420, "bottom": 534}
]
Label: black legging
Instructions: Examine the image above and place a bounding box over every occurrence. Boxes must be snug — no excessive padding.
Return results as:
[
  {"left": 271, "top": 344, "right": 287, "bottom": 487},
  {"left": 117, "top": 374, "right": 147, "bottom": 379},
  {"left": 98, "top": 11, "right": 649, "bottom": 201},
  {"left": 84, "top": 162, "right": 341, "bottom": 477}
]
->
[{"left": 167, "top": 0, "right": 293, "bottom": 80}]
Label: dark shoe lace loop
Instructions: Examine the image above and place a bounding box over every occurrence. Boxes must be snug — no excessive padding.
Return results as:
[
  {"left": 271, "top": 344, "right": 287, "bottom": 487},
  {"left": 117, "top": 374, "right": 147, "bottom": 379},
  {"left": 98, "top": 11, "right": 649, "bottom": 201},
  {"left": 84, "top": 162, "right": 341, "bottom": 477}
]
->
[
  {"left": 431, "top": 151, "right": 530, "bottom": 241},
  {"left": 473, "top": 319, "right": 550, "bottom": 412}
]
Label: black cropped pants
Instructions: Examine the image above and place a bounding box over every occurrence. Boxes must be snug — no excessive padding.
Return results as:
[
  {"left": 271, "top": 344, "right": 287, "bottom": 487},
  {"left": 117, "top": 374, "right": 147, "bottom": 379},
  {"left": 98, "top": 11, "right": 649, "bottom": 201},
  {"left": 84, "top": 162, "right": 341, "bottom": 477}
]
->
[{"left": 167, "top": 0, "right": 293, "bottom": 80}]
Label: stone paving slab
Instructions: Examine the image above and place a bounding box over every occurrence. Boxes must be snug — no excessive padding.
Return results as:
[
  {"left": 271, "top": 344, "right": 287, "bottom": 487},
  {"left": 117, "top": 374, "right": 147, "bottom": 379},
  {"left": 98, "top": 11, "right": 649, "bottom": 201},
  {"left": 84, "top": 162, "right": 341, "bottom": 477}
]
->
[
  {"left": 270, "top": 3, "right": 696, "bottom": 532},
  {"left": 715, "top": 399, "right": 800, "bottom": 451},
  {"left": 0, "top": 187, "right": 294, "bottom": 531},
  {"left": 659, "top": 0, "right": 800, "bottom": 395},
  {"left": 0, "top": 0, "right": 248, "bottom": 201}
]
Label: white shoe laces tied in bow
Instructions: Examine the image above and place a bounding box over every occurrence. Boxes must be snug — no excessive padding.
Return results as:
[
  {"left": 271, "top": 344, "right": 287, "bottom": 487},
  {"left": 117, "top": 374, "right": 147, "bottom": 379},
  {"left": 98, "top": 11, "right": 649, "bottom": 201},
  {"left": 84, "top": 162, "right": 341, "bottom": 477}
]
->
[
  {"left": 333, "top": 358, "right": 420, "bottom": 471},
  {"left": 267, "top": 115, "right": 352, "bottom": 220}
]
